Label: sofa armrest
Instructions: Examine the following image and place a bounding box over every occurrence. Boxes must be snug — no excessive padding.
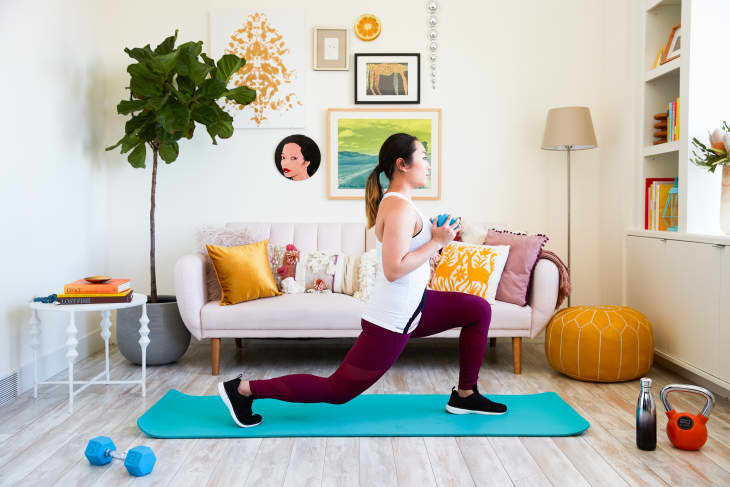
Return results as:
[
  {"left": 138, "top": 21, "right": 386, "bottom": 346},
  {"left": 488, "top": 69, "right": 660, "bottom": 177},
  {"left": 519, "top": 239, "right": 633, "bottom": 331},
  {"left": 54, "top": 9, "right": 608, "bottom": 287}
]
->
[
  {"left": 527, "top": 258, "right": 560, "bottom": 339},
  {"left": 174, "top": 252, "right": 207, "bottom": 340}
]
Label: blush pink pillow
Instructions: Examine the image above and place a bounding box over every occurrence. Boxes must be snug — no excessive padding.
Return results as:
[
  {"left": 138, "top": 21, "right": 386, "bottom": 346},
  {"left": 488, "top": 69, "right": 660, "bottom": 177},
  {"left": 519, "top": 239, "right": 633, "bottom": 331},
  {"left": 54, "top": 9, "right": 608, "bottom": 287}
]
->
[{"left": 484, "top": 229, "right": 548, "bottom": 306}]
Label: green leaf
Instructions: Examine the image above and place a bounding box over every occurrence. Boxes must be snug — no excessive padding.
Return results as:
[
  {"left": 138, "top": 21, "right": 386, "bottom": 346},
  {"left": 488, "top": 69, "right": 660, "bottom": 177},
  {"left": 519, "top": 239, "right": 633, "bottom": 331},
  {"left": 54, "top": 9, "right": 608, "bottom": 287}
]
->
[
  {"left": 158, "top": 141, "right": 180, "bottom": 163},
  {"left": 120, "top": 133, "right": 141, "bottom": 154},
  {"left": 205, "top": 124, "right": 218, "bottom": 145},
  {"left": 201, "top": 52, "right": 215, "bottom": 67},
  {"left": 106, "top": 136, "right": 124, "bottom": 151},
  {"left": 124, "top": 111, "right": 154, "bottom": 135},
  {"left": 137, "top": 120, "right": 157, "bottom": 141},
  {"left": 177, "top": 75, "right": 195, "bottom": 96},
  {"left": 148, "top": 50, "right": 181, "bottom": 76},
  {"left": 127, "top": 62, "right": 161, "bottom": 81},
  {"left": 128, "top": 143, "right": 147, "bottom": 168},
  {"left": 156, "top": 100, "right": 189, "bottom": 133},
  {"left": 145, "top": 94, "right": 170, "bottom": 111},
  {"left": 196, "top": 78, "right": 227, "bottom": 99},
  {"left": 116, "top": 99, "right": 147, "bottom": 115},
  {"left": 223, "top": 86, "right": 256, "bottom": 106},
  {"left": 209, "top": 118, "right": 233, "bottom": 139},
  {"left": 215, "top": 54, "right": 244, "bottom": 81},
  {"left": 130, "top": 75, "right": 163, "bottom": 98},
  {"left": 188, "top": 60, "right": 212, "bottom": 85},
  {"left": 191, "top": 103, "right": 219, "bottom": 125},
  {"left": 177, "top": 40, "right": 202, "bottom": 59},
  {"left": 154, "top": 30, "right": 178, "bottom": 55},
  {"left": 124, "top": 45, "right": 154, "bottom": 64}
]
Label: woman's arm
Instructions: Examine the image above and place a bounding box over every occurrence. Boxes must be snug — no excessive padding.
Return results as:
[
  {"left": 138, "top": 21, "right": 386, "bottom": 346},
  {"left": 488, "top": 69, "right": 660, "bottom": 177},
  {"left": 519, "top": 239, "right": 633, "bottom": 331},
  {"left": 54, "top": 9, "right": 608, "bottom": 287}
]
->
[{"left": 380, "top": 200, "right": 446, "bottom": 282}]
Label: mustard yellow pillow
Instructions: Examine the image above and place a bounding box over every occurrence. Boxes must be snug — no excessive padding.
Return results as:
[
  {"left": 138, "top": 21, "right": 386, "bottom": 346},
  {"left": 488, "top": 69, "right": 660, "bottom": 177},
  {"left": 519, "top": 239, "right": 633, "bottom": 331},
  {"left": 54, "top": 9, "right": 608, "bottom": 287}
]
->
[
  {"left": 206, "top": 240, "right": 282, "bottom": 305},
  {"left": 429, "top": 241, "right": 510, "bottom": 304}
]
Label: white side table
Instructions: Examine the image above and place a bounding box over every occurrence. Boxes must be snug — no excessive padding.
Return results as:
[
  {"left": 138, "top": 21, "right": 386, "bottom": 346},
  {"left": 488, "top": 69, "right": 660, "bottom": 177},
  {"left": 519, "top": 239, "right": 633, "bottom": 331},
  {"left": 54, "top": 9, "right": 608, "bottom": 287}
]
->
[{"left": 28, "top": 292, "right": 149, "bottom": 413}]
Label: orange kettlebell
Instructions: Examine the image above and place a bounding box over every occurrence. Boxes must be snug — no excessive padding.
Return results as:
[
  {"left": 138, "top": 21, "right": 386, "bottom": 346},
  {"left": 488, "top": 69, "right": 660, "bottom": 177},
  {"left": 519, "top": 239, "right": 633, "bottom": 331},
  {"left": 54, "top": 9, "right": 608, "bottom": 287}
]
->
[{"left": 659, "top": 384, "right": 715, "bottom": 450}]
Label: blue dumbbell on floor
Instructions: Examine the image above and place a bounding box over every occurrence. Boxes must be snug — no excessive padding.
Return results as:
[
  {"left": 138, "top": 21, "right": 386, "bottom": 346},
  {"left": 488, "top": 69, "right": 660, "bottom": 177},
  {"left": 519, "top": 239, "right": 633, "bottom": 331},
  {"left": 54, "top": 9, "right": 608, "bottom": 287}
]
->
[
  {"left": 431, "top": 214, "right": 459, "bottom": 227},
  {"left": 85, "top": 436, "right": 156, "bottom": 477}
]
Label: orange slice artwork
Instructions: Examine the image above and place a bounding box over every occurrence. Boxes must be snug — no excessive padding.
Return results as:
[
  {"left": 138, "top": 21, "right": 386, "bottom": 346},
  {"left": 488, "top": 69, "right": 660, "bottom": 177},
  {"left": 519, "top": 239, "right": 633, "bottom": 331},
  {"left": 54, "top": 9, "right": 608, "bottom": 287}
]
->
[{"left": 355, "top": 14, "right": 381, "bottom": 41}]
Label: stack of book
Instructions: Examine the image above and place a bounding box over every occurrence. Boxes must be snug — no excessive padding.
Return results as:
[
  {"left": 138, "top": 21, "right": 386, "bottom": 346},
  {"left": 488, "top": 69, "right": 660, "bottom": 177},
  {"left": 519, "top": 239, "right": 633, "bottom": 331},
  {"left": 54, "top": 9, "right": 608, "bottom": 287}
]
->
[
  {"left": 57, "top": 278, "right": 132, "bottom": 305},
  {"left": 666, "top": 97, "right": 679, "bottom": 142},
  {"left": 645, "top": 178, "right": 678, "bottom": 231},
  {"left": 652, "top": 97, "right": 680, "bottom": 145}
]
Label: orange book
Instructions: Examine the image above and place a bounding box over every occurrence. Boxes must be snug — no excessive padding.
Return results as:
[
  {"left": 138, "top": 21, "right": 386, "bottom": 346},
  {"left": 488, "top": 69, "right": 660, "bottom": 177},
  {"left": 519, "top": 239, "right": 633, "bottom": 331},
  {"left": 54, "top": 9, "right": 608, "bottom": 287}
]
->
[{"left": 63, "top": 278, "right": 131, "bottom": 294}]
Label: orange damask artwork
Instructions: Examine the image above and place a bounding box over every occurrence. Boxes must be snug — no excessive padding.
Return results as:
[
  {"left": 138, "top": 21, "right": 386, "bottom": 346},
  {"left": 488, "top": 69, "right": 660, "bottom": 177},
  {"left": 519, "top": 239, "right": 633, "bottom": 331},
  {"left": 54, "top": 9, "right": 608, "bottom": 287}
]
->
[{"left": 219, "top": 12, "right": 303, "bottom": 127}]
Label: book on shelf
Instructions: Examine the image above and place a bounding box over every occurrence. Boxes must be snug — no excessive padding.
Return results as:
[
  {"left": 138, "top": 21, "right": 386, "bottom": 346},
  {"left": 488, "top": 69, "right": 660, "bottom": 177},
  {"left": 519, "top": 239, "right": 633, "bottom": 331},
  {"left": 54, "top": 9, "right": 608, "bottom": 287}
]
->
[
  {"left": 57, "top": 291, "right": 134, "bottom": 305},
  {"left": 645, "top": 178, "right": 675, "bottom": 230},
  {"left": 63, "top": 278, "right": 131, "bottom": 294}
]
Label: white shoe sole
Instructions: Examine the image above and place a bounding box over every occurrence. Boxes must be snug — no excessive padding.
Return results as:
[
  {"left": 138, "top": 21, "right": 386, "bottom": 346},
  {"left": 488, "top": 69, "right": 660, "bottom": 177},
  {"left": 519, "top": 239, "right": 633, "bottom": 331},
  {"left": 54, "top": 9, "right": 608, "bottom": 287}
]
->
[
  {"left": 218, "top": 381, "right": 262, "bottom": 428},
  {"left": 445, "top": 404, "right": 506, "bottom": 415}
]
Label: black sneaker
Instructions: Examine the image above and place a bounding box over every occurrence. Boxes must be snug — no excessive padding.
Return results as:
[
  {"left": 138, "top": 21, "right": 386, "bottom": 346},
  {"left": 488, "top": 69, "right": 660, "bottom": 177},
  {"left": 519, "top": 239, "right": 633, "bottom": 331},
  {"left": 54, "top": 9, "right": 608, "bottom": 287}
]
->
[
  {"left": 218, "top": 374, "right": 263, "bottom": 427},
  {"left": 446, "top": 385, "right": 507, "bottom": 415}
]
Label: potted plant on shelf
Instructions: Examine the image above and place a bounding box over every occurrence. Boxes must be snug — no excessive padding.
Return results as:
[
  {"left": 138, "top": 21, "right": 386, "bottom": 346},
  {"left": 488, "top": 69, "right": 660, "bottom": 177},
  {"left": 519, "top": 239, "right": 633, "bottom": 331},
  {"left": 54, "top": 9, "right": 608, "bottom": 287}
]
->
[
  {"left": 106, "top": 30, "right": 255, "bottom": 364},
  {"left": 690, "top": 121, "right": 730, "bottom": 234}
]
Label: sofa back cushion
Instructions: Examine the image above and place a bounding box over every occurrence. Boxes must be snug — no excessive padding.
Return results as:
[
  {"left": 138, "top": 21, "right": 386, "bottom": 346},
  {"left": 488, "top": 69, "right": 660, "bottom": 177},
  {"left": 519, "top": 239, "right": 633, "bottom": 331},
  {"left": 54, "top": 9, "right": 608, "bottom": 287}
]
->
[{"left": 226, "top": 222, "right": 368, "bottom": 255}]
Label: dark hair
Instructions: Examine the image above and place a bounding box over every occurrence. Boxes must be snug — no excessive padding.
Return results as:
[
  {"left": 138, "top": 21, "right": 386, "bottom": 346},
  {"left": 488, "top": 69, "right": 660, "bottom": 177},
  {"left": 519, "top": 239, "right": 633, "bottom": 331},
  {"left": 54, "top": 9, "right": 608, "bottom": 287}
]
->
[
  {"left": 365, "top": 133, "right": 418, "bottom": 228},
  {"left": 274, "top": 134, "right": 321, "bottom": 178}
]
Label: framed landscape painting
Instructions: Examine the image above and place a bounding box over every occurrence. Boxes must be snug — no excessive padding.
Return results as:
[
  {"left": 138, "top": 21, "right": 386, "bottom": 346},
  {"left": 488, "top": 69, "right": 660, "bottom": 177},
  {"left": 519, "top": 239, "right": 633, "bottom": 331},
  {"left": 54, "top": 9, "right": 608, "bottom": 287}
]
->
[{"left": 327, "top": 108, "right": 442, "bottom": 199}]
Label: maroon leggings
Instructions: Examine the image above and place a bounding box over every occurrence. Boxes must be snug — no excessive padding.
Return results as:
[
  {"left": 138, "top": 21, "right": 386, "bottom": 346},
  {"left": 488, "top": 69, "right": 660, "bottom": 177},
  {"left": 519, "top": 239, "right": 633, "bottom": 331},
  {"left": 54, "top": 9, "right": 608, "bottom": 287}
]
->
[{"left": 248, "top": 289, "right": 492, "bottom": 404}]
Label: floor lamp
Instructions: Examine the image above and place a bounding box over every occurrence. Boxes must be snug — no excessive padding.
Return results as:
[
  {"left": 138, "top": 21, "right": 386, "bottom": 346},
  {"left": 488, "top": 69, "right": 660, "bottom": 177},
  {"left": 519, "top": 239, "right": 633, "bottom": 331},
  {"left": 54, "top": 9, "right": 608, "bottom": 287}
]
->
[{"left": 541, "top": 106, "right": 597, "bottom": 307}]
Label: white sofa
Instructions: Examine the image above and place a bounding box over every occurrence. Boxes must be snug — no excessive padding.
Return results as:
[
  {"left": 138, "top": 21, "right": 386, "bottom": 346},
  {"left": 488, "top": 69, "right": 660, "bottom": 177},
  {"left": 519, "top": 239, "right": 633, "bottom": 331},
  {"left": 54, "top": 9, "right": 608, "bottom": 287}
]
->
[{"left": 174, "top": 222, "right": 560, "bottom": 376}]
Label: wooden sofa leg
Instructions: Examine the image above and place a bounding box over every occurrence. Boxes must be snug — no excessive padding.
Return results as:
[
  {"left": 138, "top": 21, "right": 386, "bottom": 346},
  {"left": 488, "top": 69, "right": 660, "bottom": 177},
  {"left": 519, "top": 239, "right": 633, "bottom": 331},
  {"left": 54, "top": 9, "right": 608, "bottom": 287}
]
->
[
  {"left": 212, "top": 338, "right": 221, "bottom": 376},
  {"left": 512, "top": 337, "right": 522, "bottom": 374},
  {"left": 489, "top": 337, "right": 497, "bottom": 348},
  {"left": 235, "top": 338, "right": 243, "bottom": 349}
]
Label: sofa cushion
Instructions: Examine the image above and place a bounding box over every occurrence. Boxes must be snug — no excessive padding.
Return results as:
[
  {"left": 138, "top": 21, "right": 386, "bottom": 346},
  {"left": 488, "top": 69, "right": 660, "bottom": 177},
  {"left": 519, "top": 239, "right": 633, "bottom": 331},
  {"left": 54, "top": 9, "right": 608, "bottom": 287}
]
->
[
  {"left": 206, "top": 241, "right": 282, "bottom": 305},
  {"left": 202, "top": 292, "right": 367, "bottom": 331},
  {"left": 201, "top": 293, "right": 531, "bottom": 332}
]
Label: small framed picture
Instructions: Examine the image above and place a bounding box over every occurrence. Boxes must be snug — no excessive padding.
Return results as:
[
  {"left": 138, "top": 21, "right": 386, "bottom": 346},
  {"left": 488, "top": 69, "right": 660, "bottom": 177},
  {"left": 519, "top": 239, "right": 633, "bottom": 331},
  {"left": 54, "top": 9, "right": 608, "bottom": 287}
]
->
[
  {"left": 313, "top": 27, "right": 349, "bottom": 70},
  {"left": 354, "top": 53, "right": 420, "bottom": 104},
  {"left": 660, "top": 24, "right": 681, "bottom": 65}
]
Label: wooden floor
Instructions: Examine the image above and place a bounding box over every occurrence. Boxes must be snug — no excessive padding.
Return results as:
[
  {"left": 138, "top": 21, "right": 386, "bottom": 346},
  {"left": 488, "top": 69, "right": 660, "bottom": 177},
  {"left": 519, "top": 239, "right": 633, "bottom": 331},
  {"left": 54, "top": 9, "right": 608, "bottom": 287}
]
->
[{"left": 1, "top": 338, "right": 729, "bottom": 487}]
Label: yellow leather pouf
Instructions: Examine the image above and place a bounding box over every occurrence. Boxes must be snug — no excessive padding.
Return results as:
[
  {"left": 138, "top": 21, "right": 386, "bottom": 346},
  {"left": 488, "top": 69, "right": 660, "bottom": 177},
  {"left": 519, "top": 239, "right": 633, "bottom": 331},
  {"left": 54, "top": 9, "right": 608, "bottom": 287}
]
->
[{"left": 545, "top": 305, "right": 654, "bottom": 382}]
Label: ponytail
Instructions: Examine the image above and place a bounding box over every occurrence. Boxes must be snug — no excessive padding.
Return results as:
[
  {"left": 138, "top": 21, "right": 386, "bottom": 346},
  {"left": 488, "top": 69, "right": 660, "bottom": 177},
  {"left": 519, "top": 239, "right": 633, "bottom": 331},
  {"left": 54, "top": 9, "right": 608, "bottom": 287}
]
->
[{"left": 364, "top": 133, "right": 418, "bottom": 229}]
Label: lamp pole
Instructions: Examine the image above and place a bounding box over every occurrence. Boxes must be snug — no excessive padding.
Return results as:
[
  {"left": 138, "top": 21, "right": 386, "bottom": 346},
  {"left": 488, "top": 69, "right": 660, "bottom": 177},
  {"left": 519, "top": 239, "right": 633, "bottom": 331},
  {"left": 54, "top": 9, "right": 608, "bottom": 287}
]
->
[{"left": 566, "top": 146, "right": 572, "bottom": 308}]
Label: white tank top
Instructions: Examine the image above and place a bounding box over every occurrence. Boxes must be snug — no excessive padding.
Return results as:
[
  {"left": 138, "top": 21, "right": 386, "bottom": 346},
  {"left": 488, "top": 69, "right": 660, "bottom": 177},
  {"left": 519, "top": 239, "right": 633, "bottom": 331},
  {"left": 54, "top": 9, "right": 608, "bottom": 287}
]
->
[{"left": 361, "top": 192, "right": 433, "bottom": 334}]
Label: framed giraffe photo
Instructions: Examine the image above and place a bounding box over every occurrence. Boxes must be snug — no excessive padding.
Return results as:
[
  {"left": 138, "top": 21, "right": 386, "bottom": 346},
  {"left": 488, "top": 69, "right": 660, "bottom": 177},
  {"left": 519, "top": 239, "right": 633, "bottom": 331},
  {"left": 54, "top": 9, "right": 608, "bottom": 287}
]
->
[{"left": 354, "top": 53, "right": 420, "bottom": 104}]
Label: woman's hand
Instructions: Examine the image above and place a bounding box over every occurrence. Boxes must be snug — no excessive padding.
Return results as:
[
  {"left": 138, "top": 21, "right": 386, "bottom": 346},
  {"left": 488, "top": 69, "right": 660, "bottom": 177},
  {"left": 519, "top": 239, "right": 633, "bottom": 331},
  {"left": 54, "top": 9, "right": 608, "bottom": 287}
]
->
[{"left": 430, "top": 214, "right": 461, "bottom": 249}]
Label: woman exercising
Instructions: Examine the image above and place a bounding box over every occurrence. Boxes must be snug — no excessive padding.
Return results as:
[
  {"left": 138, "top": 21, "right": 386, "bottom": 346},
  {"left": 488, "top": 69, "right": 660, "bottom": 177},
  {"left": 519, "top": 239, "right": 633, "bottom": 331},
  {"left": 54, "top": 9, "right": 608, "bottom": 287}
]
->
[{"left": 218, "top": 133, "right": 507, "bottom": 427}]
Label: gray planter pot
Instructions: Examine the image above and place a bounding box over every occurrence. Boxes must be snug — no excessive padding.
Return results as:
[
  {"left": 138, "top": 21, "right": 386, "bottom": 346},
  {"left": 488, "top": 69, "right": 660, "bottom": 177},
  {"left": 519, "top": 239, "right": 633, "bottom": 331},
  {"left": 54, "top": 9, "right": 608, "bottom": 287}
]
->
[{"left": 116, "top": 295, "right": 191, "bottom": 365}]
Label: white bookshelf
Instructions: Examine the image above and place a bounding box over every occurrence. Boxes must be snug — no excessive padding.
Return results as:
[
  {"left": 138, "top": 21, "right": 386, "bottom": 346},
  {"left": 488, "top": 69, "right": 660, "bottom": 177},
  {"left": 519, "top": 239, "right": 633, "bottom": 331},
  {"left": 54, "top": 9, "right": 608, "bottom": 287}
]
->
[
  {"left": 636, "top": 0, "right": 730, "bottom": 236},
  {"left": 626, "top": 0, "right": 730, "bottom": 395}
]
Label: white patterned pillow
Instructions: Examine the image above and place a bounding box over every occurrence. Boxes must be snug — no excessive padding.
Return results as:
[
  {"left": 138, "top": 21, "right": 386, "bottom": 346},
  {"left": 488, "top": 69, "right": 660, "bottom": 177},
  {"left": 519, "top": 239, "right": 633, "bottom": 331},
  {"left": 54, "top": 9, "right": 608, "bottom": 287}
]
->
[
  {"left": 292, "top": 250, "right": 342, "bottom": 293},
  {"left": 353, "top": 249, "right": 378, "bottom": 302}
]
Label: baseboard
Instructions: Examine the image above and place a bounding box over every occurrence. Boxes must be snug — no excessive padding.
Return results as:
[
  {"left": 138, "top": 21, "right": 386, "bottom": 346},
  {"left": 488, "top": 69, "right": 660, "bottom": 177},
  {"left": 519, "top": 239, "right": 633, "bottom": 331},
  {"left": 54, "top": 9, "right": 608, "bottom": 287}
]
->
[
  {"left": 654, "top": 351, "right": 730, "bottom": 401},
  {"left": 17, "top": 331, "right": 105, "bottom": 395}
]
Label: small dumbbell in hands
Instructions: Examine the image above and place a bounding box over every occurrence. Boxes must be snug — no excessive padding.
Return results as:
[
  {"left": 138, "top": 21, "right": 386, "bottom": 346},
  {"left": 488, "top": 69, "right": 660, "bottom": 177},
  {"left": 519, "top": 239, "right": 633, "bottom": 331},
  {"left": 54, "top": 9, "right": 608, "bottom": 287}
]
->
[
  {"left": 429, "top": 213, "right": 461, "bottom": 249},
  {"left": 85, "top": 436, "right": 156, "bottom": 477}
]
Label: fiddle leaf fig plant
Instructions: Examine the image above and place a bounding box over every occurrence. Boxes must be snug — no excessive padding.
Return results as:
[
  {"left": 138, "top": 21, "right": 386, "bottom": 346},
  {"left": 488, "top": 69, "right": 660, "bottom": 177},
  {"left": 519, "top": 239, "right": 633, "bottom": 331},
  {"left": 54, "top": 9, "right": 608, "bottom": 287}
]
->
[{"left": 106, "top": 30, "right": 255, "bottom": 302}]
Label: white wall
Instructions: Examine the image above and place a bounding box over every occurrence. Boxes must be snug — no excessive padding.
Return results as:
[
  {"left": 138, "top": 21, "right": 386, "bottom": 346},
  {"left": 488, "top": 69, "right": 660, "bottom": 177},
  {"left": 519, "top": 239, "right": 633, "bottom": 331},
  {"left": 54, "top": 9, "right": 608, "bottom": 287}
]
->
[
  {"left": 100, "top": 0, "right": 632, "bottom": 307},
  {"left": 0, "top": 0, "right": 108, "bottom": 387},
  {"left": 1, "top": 0, "right": 634, "bottom": 388}
]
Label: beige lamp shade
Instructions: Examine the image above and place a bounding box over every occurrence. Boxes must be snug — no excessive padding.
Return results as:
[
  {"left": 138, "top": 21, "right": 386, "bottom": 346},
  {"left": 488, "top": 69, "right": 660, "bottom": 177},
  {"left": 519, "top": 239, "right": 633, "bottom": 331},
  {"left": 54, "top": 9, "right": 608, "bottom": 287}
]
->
[{"left": 541, "top": 106, "right": 598, "bottom": 150}]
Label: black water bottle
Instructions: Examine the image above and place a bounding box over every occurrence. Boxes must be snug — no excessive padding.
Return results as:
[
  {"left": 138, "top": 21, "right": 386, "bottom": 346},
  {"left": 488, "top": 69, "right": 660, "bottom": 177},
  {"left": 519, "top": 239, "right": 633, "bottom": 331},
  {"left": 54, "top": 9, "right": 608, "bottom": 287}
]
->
[{"left": 636, "top": 377, "right": 657, "bottom": 450}]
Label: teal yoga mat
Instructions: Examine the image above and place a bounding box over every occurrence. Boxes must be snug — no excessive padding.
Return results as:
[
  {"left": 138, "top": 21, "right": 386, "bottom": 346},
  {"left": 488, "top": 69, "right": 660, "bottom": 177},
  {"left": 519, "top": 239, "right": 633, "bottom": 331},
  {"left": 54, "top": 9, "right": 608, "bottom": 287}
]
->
[{"left": 138, "top": 389, "right": 589, "bottom": 438}]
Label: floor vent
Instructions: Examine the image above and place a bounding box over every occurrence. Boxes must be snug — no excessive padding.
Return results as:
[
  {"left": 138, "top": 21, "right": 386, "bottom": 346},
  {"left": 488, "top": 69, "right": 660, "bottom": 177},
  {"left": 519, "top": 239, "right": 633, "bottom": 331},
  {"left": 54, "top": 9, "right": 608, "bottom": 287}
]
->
[{"left": 0, "top": 371, "right": 18, "bottom": 407}]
